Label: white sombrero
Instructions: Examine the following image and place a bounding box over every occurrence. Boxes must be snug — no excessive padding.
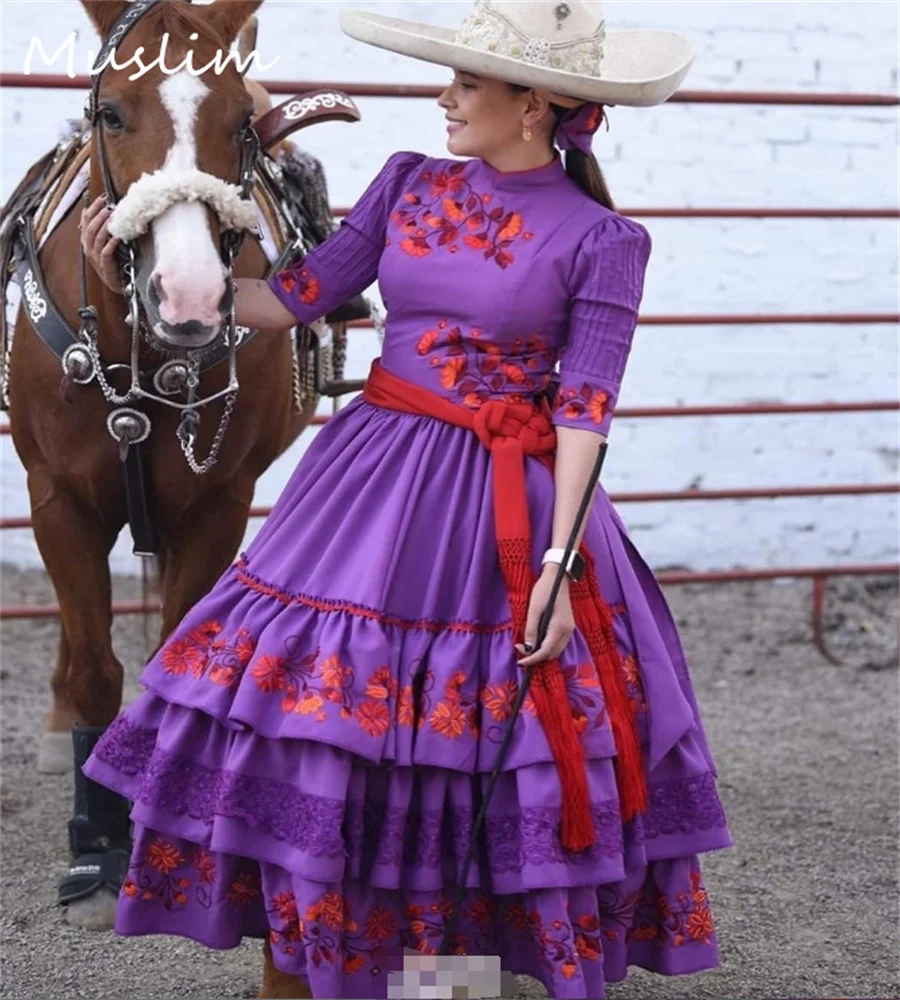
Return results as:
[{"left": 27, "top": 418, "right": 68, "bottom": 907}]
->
[{"left": 340, "top": 0, "right": 696, "bottom": 108}]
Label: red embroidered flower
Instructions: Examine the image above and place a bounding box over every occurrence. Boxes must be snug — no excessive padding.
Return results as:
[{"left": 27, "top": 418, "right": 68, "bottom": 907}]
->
[
  {"left": 277, "top": 267, "right": 320, "bottom": 305},
  {"left": 355, "top": 699, "right": 390, "bottom": 737},
  {"left": 146, "top": 839, "right": 183, "bottom": 874},
  {"left": 554, "top": 383, "right": 610, "bottom": 425}
]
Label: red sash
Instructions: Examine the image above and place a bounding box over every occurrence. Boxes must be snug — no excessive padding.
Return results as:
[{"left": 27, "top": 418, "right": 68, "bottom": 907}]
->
[{"left": 363, "top": 359, "right": 646, "bottom": 851}]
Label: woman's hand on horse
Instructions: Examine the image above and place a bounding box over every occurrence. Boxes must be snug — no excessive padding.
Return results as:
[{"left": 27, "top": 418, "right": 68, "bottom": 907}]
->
[
  {"left": 79, "top": 195, "right": 122, "bottom": 294},
  {"left": 515, "top": 566, "right": 575, "bottom": 667}
]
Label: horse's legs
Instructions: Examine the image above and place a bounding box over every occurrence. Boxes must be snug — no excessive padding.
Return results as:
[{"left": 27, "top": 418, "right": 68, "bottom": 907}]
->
[
  {"left": 158, "top": 485, "right": 253, "bottom": 638},
  {"left": 258, "top": 940, "right": 313, "bottom": 999},
  {"left": 36, "top": 628, "right": 75, "bottom": 773},
  {"left": 29, "top": 479, "right": 129, "bottom": 930}
]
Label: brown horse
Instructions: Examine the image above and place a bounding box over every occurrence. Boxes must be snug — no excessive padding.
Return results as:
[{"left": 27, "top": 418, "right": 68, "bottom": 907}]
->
[{"left": 5, "top": 0, "right": 321, "bottom": 931}]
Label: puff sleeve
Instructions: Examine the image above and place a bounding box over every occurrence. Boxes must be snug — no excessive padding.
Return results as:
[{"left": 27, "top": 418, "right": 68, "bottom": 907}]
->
[
  {"left": 266, "top": 151, "right": 425, "bottom": 324},
  {"left": 552, "top": 215, "right": 652, "bottom": 437}
]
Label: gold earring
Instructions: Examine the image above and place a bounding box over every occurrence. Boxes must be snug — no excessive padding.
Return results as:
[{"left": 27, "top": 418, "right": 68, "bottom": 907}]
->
[{"left": 522, "top": 125, "right": 533, "bottom": 142}]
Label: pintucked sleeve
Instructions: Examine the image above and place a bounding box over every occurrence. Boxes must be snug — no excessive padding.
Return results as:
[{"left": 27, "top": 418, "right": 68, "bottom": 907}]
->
[
  {"left": 552, "top": 215, "right": 652, "bottom": 437},
  {"left": 266, "top": 151, "right": 425, "bottom": 324}
]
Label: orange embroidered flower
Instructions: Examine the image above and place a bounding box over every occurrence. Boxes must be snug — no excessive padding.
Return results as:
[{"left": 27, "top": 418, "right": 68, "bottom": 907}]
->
[
  {"left": 397, "top": 685, "right": 415, "bottom": 726},
  {"left": 307, "top": 891, "right": 344, "bottom": 930},
  {"left": 251, "top": 654, "right": 288, "bottom": 693},
  {"left": 440, "top": 357, "right": 466, "bottom": 389},
  {"left": 146, "top": 839, "right": 183, "bottom": 874},
  {"left": 482, "top": 680, "right": 517, "bottom": 722},
  {"left": 194, "top": 850, "right": 216, "bottom": 884},
  {"left": 686, "top": 906, "right": 715, "bottom": 943},
  {"left": 400, "top": 236, "right": 431, "bottom": 258},
  {"left": 122, "top": 880, "right": 138, "bottom": 897},
  {"left": 344, "top": 954, "right": 366, "bottom": 973},
  {"left": 273, "top": 890, "right": 299, "bottom": 924},
  {"left": 588, "top": 390, "right": 609, "bottom": 424},
  {"left": 160, "top": 636, "right": 207, "bottom": 676},
  {"left": 561, "top": 962, "right": 577, "bottom": 980},
  {"left": 228, "top": 872, "right": 261, "bottom": 905},
  {"left": 501, "top": 363, "right": 526, "bottom": 384},
  {"left": 429, "top": 701, "right": 467, "bottom": 740},
  {"left": 575, "top": 934, "right": 602, "bottom": 961},
  {"left": 417, "top": 330, "right": 440, "bottom": 355},
  {"left": 319, "top": 654, "right": 345, "bottom": 690},
  {"left": 497, "top": 212, "right": 523, "bottom": 241},
  {"left": 355, "top": 699, "right": 391, "bottom": 737},
  {"left": 294, "top": 692, "right": 324, "bottom": 716},
  {"left": 466, "top": 895, "right": 494, "bottom": 928},
  {"left": 633, "top": 923, "right": 658, "bottom": 941},
  {"left": 365, "top": 666, "right": 396, "bottom": 701},
  {"left": 365, "top": 906, "right": 397, "bottom": 943}
]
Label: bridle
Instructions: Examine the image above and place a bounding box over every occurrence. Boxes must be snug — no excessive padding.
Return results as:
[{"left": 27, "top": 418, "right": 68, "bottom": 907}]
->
[{"left": 67, "top": 0, "right": 261, "bottom": 473}]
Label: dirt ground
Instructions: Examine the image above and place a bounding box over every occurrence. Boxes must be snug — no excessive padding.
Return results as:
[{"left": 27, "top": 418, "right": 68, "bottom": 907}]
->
[{"left": 1, "top": 564, "right": 897, "bottom": 1000}]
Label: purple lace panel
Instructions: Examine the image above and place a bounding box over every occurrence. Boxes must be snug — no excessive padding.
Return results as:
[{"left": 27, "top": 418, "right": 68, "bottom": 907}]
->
[
  {"left": 636, "top": 772, "right": 728, "bottom": 841},
  {"left": 94, "top": 717, "right": 727, "bottom": 871},
  {"left": 94, "top": 717, "right": 345, "bottom": 858}
]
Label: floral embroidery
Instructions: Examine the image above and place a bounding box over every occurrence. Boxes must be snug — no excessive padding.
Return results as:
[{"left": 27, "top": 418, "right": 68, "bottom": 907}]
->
[
  {"left": 553, "top": 381, "right": 610, "bottom": 425},
  {"left": 160, "top": 620, "right": 255, "bottom": 689},
  {"left": 250, "top": 640, "right": 394, "bottom": 738},
  {"left": 275, "top": 267, "right": 320, "bottom": 305},
  {"left": 269, "top": 890, "right": 393, "bottom": 977},
  {"left": 503, "top": 904, "right": 598, "bottom": 980},
  {"left": 392, "top": 163, "right": 534, "bottom": 267},
  {"left": 122, "top": 838, "right": 216, "bottom": 910},
  {"left": 227, "top": 870, "right": 262, "bottom": 906},
  {"left": 597, "top": 864, "right": 716, "bottom": 949},
  {"left": 416, "top": 320, "right": 556, "bottom": 407}
]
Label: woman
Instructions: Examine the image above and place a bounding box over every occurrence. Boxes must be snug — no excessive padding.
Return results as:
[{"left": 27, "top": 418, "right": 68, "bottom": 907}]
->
[{"left": 80, "top": 2, "right": 732, "bottom": 997}]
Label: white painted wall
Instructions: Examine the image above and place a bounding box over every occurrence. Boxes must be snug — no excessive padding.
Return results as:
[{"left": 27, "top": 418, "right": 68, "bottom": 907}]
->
[{"left": 1, "top": 1, "right": 898, "bottom": 575}]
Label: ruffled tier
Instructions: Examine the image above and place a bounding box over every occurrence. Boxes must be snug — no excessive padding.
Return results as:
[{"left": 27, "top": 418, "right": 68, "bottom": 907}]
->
[{"left": 84, "top": 396, "right": 732, "bottom": 997}]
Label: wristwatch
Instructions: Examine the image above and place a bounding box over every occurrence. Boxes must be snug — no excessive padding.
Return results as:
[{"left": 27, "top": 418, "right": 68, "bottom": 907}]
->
[{"left": 541, "top": 547, "right": 586, "bottom": 582}]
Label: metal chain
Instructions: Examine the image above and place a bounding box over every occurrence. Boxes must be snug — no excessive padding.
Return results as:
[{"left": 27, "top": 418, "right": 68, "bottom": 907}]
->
[{"left": 179, "top": 388, "right": 238, "bottom": 475}]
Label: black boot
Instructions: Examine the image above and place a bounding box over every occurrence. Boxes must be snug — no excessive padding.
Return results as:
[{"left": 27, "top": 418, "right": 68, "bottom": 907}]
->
[{"left": 57, "top": 724, "right": 132, "bottom": 906}]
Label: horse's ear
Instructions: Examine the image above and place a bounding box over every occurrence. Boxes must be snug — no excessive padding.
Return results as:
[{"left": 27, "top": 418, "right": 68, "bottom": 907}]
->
[
  {"left": 235, "top": 14, "right": 259, "bottom": 76},
  {"left": 207, "top": 0, "right": 266, "bottom": 47},
  {"left": 81, "top": 0, "right": 129, "bottom": 39}
]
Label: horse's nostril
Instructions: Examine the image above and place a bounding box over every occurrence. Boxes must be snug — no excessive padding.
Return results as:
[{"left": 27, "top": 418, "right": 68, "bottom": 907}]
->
[{"left": 151, "top": 272, "right": 167, "bottom": 304}]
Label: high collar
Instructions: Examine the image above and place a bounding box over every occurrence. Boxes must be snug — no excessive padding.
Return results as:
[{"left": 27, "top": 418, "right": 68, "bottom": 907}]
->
[{"left": 467, "top": 154, "right": 567, "bottom": 192}]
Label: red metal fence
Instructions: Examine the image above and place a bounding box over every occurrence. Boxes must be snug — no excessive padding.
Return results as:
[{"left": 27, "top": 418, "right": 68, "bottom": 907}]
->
[{"left": 1, "top": 74, "right": 898, "bottom": 624}]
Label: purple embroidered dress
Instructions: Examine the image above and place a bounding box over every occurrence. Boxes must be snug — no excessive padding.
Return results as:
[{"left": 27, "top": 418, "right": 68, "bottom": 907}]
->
[{"left": 86, "top": 151, "right": 732, "bottom": 999}]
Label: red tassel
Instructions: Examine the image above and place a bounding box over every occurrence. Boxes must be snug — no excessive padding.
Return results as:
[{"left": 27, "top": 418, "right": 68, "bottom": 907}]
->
[
  {"left": 573, "top": 553, "right": 647, "bottom": 821},
  {"left": 529, "top": 663, "right": 595, "bottom": 851}
]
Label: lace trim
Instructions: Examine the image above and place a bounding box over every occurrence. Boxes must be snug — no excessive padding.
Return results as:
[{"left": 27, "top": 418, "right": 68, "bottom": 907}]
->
[
  {"left": 234, "top": 555, "right": 626, "bottom": 634},
  {"left": 637, "top": 773, "right": 728, "bottom": 841},
  {"left": 95, "top": 718, "right": 726, "bottom": 869}
]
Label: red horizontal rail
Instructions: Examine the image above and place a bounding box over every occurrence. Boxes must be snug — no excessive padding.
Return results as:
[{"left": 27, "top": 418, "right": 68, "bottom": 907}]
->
[
  {"left": 2, "top": 74, "right": 898, "bottom": 107},
  {"left": 2, "top": 560, "right": 896, "bottom": 621}
]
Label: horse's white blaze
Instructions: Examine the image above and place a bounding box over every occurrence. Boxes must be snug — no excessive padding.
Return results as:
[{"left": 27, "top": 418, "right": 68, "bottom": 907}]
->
[{"left": 151, "top": 70, "right": 226, "bottom": 334}]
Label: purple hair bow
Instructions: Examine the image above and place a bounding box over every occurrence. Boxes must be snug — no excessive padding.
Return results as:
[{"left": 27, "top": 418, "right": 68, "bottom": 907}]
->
[{"left": 555, "top": 103, "right": 606, "bottom": 155}]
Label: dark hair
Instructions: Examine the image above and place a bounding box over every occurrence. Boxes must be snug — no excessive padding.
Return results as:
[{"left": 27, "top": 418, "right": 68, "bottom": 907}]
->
[{"left": 507, "top": 84, "right": 615, "bottom": 211}]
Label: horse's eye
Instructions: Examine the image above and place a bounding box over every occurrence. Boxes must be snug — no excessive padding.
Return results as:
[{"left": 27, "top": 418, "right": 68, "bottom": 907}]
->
[
  {"left": 99, "top": 106, "right": 124, "bottom": 131},
  {"left": 236, "top": 112, "right": 254, "bottom": 136}
]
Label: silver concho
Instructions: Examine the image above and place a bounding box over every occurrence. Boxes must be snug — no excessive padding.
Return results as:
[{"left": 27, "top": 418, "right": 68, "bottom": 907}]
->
[
  {"left": 61, "top": 343, "right": 96, "bottom": 385},
  {"left": 153, "top": 359, "right": 190, "bottom": 396},
  {"left": 106, "top": 407, "right": 151, "bottom": 446}
]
